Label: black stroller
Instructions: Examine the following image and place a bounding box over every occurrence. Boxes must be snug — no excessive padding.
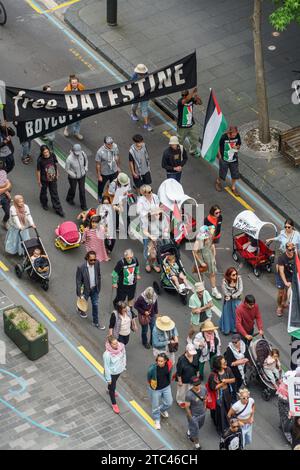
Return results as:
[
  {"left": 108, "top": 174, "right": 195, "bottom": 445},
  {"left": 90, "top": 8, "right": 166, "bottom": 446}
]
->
[
  {"left": 153, "top": 239, "right": 191, "bottom": 305},
  {"left": 15, "top": 228, "right": 51, "bottom": 291}
]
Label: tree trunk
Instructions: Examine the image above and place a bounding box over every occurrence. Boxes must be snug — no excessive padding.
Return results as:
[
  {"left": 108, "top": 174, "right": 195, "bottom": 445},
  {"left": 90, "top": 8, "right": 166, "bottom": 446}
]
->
[{"left": 252, "top": 0, "right": 270, "bottom": 143}]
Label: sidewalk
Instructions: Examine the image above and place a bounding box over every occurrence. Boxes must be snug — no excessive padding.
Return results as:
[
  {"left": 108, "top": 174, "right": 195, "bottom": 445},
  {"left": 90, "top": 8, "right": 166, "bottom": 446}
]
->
[
  {"left": 65, "top": 0, "right": 300, "bottom": 227},
  {"left": 0, "top": 269, "right": 178, "bottom": 450}
]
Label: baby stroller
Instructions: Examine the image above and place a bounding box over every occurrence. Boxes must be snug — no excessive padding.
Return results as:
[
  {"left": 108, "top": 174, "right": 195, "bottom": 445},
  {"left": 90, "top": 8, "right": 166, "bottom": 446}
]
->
[
  {"left": 245, "top": 337, "right": 278, "bottom": 401},
  {"left": 232, "top": 210, "right": 276, "bottom": 277},
  {"left": 153, "top": 239, "right": 191, "bottom": 305},
  {"left": 55, "top": 221, "right": 81, "bottom": 251},
  {"left": 15, "top": 228, "right": 51, "bottom": 291}
]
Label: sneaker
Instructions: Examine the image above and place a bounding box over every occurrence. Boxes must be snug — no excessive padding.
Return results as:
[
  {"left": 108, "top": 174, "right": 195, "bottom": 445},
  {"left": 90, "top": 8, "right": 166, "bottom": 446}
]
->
[
  {"left": 99, "top": 325, "right": 106, "bottom": 330},
  {"left": 77, "top": 309, "right": 88, "bottom": 319},
  {"left": 144, "top": 124, "right": 153, "bottom": 132},
  {"left": 160, "top": 410, "right": 169, "bottom": 419},
  {"left": 92, "top": 322, "right": 99, "bottom": 328},
  {"left": 112, "top": 404, "right": 120, "bottom": 414},
  {"left": 186, "top": 431, "right": 193, "bottom": 442},
  {"left": 66, "top": 199, "right": 75, "bottom": 206},
  {"left": 212, "top": 287, "right": 222, "bottom": 300},
  {"left": 154, "top": 420, "right": 161, "bottom": 430},
  {"left": 42, "top": 205, "right": 48, "bottom": 211},
  {"left": 192, "top": 150, "right": 201, "bottom": 158},
  {"left": 143, "top": 343, "right": 151, "bottom": 350},
  {"left": 194, "top": 444, "right": 202, "bottom": 450},
  {"left": 74, "top": 133, "right": 83, "bottom": 141},
  {"left": 64, "top": 128, "right": 69, "bottom": 137},
  {"left": 131, "top": 113, "right": 139, "bottom": 121}
]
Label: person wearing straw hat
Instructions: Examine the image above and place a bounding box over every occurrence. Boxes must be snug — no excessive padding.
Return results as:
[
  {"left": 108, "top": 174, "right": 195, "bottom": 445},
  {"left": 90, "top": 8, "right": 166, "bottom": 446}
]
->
[
  {"left": 188, "top": 282, "right": 214, "bottom": 342},
  {"left": 131, "top": 64, "right": 153, "bottom": 131},
  {"left": 152, "top": 315, "right": 179, "bottom": 366},
  {"left": 161, "top": 136, "right": 188, "bottom": 182},
  {"left": 194, "top": 319, "right": 221, "bottom": 379}
]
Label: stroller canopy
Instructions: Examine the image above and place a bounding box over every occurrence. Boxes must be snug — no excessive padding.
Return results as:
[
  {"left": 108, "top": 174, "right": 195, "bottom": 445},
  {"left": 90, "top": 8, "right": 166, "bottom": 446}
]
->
[
  {"left": 233, "top": 210, "right": 277, "bottom": 240},
  {"left": 56, "top": 221, "right": 80, "bottom": 243},
  {"left": 158, "top": 179, "right": 198, "bottom": 210}
]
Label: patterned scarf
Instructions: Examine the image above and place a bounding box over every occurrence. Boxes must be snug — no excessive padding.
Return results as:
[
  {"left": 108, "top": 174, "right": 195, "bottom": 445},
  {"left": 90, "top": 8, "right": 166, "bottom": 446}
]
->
[{"left": 204, "top": 332, "right": 216, "bottom": 353}]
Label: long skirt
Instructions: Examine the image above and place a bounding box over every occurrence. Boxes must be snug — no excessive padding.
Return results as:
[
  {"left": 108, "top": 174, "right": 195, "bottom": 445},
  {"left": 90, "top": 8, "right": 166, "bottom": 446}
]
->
[
  {"left": 219, "top": 299, "right": 240, "bottom": 335},
  {"left": 5, "top": 227, "right": 30, "bottom": 256}
]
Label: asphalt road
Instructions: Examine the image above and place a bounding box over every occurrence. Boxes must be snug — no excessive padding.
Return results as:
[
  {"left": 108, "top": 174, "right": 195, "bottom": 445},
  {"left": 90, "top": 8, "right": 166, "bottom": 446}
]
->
[{"left": 0, "top": 0, "right": 292, "bottom": 450}]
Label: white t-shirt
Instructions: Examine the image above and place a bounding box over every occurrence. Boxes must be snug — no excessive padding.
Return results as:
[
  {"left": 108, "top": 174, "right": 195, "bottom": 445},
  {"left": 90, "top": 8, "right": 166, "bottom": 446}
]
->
[
  {"left": 232, "top": 398, "right": 255, "bottom": 420},
  {"left": 119, "top": 314, "right": 131, "bottom": 336}
]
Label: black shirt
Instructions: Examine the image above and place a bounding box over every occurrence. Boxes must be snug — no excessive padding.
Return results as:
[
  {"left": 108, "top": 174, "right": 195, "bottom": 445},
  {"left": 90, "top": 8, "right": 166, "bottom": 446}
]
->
[
  {"left": 161, "top": 145, "right": 188, "bottom": 172},
  {"left": 177, "top": 97, "right": 195, "bottom": 128},
  {"left": 156, "top": 364, "right": 171, "bottom": 390},
  {"left": 219, "top": 133, "right": 241, "bottom": 162},
  {"left": 37, "top": 153, "right": 58, "bottom": 183},
  {"left": 176, "top": 354, "right": 199, "bottom": 384},
  {"left": 220, "top": 428, "right": 243, "bottom": 450},
  {"left": 278, "top": 253, "right": 295, "bottom": 283}
]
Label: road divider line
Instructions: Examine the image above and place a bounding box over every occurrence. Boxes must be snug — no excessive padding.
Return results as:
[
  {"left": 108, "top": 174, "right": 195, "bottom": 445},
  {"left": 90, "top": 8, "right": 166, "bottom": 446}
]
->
[
  {"left": 28, "top": 295, "right": 57, "bottom": 322},
  {"left": 26, "top": 0, "right": 43, "bottom": 13},
  {"left": 163, "top": 130, "right": 173, "bottom": 139},
  {"left": 225, "top": 186, "right": 255, "bottom": 212},
  {"left": 45, "top": 0, "right": 80, "bottom": 13},
  {"left": 78, "top": 346, "right": 104, "bottom": 374},
  {"left": 129, "top": 400, "right": 156, "bottom": 428},
  {"left": 0, "top": 260, "right": 9, "bottom": 272}
]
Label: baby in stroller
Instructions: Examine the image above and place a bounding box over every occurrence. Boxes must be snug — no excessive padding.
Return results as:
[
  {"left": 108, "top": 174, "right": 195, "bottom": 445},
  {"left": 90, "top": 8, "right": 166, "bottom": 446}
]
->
[
  {"left": 263, "top": 348, "right": 282, "bottom": 388},
  {"left": 163, "top": 254, "right": 190, "bottom": 293},
  {"left": 30, "top": 248, "right": 50, "bottom": 274}
]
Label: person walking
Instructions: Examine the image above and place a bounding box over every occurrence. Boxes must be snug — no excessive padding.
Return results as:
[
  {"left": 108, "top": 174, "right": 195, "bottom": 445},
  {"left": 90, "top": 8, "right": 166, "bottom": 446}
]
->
[
  {"left": 147, "top": 353, "right": 173, "bottom": 430},
  {"left": 161, "top": 136, "right": 188, "bottom": 182},
  {"left": 228, "top": 387, "right": 255, "bottom": 448},
  {"left": 266, "top": 219, "right": 300, "bottom": 254},
  {"left": 129, "top": 134, "right": 151, "bottom": 193},
  {"left": 219, "top": 417, "right": 244, "bottom": 450},
  {"left": 192, "top": 226, "right": 222, "bottom": 300},
  {"left": 134, "top": 287, "right": 158, "bottom": 349},
  {"left": 103, "top": 335, "right": 126, "bottom": 414},
  {"left": 284, "top": 416, "right": 300, "bottom": 450},
  {"left": 108, "top": 301, "right": 137, "bottom": 346},
  {"left": 0, "top": 170, "right": 11, "bottom": 230},
  {"left": 235, "top": 295, "right": 264, "bottom": 343},
  {"left": 63, "top": 75, "right": 85, "bottom": 140},
  {"left": 65, "top": 144, "right": 88, "bottom": 210},
  {"left": 204, "top": 205, "right": 223, "bottom": 246},
  {"left": 215, "top": 126, "right": 241, "bottom": 196},
  {"left": 82, "top": 216, "right": 109, "bottom": 263},
  {"left": 185, "top": 376, "right": 207, "bottom": 450},
  {"left": 0, "top": 121, "right": 15, "bottom": 173},
  {"left": 225, "top": 334, "right": 249, "bottom": 392},
  {"left": 5, "top": 195, "right": 35, "bottom": 256},
  {"left": 131, "top": 64, "right": 153, "bottom": 131},
  {"left": 152, "top": 315, "right": 179, "bottom": 366},
  {"left": 112, "top": 249, "right": 141, "bottom": 309},
  {"left": 36, "top": 145, "right": 65, "bottom": 217},
  {"left": 95, "top": 136, "right": 120, "bottom": 202},
  {"left": 219, "top": 267, "right": 243, "bottom": 335},
  {"left": 276, "top": 242, "right": 295, "bottom": 317},
  {"left": 176, "top": 344, "right": 199, "bottom": 408},
  {"left": 207, "top": 355, "right": 236, "bottom": 436},
  {"left": 177, "top": 88, "right": 202, "bottom": 157},
  {"left": 188, "top": 282, "right": 214, "bottom": 341},
  {"left": 194, "top": 320, "right": 221, "bottom": 379},
  {"left": 76, "top": 250, "right": 105, "bottom": 329}
]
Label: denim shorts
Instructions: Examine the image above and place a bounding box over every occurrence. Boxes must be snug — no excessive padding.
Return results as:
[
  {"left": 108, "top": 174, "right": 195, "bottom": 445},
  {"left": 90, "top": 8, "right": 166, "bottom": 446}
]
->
[{"left": 275, "top": 273, "right": 286, "bottom": 289}]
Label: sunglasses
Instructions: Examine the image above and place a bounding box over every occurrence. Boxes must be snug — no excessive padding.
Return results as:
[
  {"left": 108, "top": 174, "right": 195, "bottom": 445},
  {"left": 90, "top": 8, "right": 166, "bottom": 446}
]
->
[
  {"left": 287, "top": 248, "right": 295, "bottom": 252},
  {"left": 231, "top": 273, "right": 237, "bottom": 277},
  {"left": 285, "top": 225, "right": 292, "bottom": 229},
  {"left": 215, "top": 211, "right": 221, "bottom": 215},
  {"left": 89, "top": 259, "right": 96, "bottom": 263},
  {"left": 145, "top": 190, "right": 152, "bottom": 194}
]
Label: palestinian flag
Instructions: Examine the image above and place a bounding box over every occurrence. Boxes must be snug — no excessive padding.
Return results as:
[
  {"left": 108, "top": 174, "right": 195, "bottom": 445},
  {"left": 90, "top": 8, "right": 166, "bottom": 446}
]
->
[
  {"left": 201, "top": 89, "right": 227, "bottom": 162},
  {"left": 288, "top": 253, "right": 300, "bottom": 338},
  {"left": 172, "top": 202, "right": 187, "bottom": 244}
]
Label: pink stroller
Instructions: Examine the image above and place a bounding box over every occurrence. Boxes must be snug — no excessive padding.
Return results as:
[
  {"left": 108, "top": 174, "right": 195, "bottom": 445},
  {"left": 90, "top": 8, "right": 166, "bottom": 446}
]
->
[{"left": 55, "top": 221, "right": 82, "bottom": 251}]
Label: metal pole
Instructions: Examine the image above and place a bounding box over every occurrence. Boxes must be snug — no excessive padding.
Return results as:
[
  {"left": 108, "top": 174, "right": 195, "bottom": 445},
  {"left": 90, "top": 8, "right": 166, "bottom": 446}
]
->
[{"left": 107, "top": 0, "right": 117, "bottom": 26}]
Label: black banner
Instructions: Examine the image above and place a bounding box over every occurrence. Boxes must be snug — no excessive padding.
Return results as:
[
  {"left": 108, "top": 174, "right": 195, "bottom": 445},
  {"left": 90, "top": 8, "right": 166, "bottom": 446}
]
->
[{"left": 5, "top": 52, "right": 196, "bottom": 141}]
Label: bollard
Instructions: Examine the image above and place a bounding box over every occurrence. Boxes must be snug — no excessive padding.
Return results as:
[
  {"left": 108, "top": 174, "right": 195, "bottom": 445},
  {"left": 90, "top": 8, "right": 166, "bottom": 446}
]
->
[{"left": 107, "top": 0, "right": 118, "bottom": 26}]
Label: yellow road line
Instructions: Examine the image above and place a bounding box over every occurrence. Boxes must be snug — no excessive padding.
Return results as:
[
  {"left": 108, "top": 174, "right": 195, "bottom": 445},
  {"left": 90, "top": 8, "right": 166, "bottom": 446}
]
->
[
  {"left": 46, "top": 0, "right": 81, "bottom": 13},
  {"left": 225, "top": 186, "right": 255, "bottom": 211},
  {"left": 0, "top": 260, "right": 9, "bottom": 272},
  {"left": 29, "top": 295, "right": 57, "bottom": 322},
  {"left": 78, "top": 346, "right": 104, "bottom": 374},
  {"left": 129, "top": 400, "right": 156, "bottom": 428},
  {"left": 26, "top": 0, "right": 43, "bottom": 14},
  {"left": 163, "top": 130, "right": 173, "bottom": 139}
]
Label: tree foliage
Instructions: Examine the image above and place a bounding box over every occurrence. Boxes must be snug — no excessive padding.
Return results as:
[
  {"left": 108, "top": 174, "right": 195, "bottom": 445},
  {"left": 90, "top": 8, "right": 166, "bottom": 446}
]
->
[{"left": 270, "top": 0, "right": 300, "bottom": 31}]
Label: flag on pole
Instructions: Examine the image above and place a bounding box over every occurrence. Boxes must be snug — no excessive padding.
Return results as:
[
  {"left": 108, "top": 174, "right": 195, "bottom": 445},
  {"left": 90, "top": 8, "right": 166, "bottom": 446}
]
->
[
  {"left": 201, "top": 89, "right": 227, "bottom": 162},
  {"left": 172, "top": 202, "right": 187, "bottom": 244},
  {"left": 288, "top": 252, "right": 300, "bottom": 338}
]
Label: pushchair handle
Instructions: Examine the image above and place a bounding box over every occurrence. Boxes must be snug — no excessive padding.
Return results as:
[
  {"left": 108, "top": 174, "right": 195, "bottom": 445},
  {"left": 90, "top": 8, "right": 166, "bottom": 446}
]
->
[{"left": 19, "top": 226, "right": 40, "bottom": 240}]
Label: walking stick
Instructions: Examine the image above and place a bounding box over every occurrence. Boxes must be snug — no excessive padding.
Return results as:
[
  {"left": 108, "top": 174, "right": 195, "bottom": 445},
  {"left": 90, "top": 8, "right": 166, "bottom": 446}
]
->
[{"left": 192, "top": 250, "right": 202, "bottom": 283}]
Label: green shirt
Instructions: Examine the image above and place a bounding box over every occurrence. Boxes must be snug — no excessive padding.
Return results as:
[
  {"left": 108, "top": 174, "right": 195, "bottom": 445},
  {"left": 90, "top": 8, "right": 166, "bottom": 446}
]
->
[{"left": 189, "top": 291, "right": 213, "bottom": 325}]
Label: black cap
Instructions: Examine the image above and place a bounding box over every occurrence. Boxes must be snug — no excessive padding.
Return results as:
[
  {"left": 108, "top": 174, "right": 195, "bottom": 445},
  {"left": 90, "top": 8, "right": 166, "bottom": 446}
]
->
[{"left": 190, "top": 376, "right": 201, "bottom": 386}]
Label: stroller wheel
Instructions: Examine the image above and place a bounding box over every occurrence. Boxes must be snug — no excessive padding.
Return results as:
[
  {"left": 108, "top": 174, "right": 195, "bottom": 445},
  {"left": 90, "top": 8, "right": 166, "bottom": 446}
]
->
[
  {"left": 41, "top": 279, "right": 49, "bottom": 291},
  {"left": 232, "top": 250, "right": 239, "bottom": 262},
  {"left": 15, "top": 264, "right": 23, "bottom": 279},
  {"left": 253, "top": 267, "right": 260, "bottom": 278},
  {"left": 153, "top": 281, "right": 161, "bottom": 295},
  {"left": 262, "top": 389, "right": 272, "bottom": 401}
]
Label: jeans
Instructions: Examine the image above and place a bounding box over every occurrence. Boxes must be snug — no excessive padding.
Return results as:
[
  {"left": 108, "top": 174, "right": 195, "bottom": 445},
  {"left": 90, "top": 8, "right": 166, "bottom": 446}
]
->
[
  {"left": 0, "top": 194, "right": 10, "bottom": 222},
  {"left": 21, "top": 141, "right": 31, "bottom": 158},
  {"left": 241, "top": 423, "right": 253, "bottom": 447},
  {"left": 66, "top": 121, "right": 81, "bottom": 135},
  {"left": 85, "top": 287, "right": 99, "bottom": 324},
  {"left": 149, "top": 385, "right": 173, "bottom": 421},
  {"left": 143, "top": 238, "right": 149, "bottom": 260},
  {"left": 132, "top": 101, "right": 149, "bottom": 118},
  {"left": 108, "top": 373, "right": 120, "bottom": 405},
  {"left": 166, "top": 172, "right": 182, "bottom": 182},
  {"left": 66, "top": 176, "right": 87, "bottom": 209},
  {"left": 141, "top": 316, "right": 155, "bottom": 346}
]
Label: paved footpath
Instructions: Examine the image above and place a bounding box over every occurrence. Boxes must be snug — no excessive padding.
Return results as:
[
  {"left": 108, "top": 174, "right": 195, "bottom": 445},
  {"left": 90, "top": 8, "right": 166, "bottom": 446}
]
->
[
  {"left": 65, "top": 0, "right": 300, "bottom": 226},
  {"left": 0, "top": 268, "right": 179, "bottom": 451}
]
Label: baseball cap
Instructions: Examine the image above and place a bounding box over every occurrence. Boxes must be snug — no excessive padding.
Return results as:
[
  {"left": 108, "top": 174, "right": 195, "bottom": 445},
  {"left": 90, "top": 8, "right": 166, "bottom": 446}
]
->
[
  {"left": 72, "top": 144, "right": 82, "bottom": 155},
  {"left": 190, "top": 376, "right": 201, "bottom": 386},
  {"left": 104, "top": 136, "right": 114, "bottom": 144}
]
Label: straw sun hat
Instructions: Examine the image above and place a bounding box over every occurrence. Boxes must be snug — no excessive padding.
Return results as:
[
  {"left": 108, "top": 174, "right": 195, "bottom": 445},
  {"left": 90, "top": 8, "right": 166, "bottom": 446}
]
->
[
  {"left": 77, "top": 297, "right": 88, "bottom": 313},
  {"left": 201, "top": 319, "right": 219, "bottom": 332},
  {"left": 156, "top": 315, "right": 175, "bottom": 331}
]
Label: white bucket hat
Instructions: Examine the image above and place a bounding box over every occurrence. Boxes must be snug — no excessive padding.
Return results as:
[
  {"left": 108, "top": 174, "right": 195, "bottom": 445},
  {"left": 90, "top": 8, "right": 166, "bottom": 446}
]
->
[
  {"left": 169, "top": 136, "right": 179, "bottom": 145},
  {"left": 134, "top": 64, "right": 148, "bottom": 74}
]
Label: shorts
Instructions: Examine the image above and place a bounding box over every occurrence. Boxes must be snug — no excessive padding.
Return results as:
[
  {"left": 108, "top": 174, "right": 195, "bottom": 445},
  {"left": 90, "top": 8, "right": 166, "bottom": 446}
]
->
[
  {"left": 219, "top": 159, "right": 239, "bottom": 181},
  {"left": 133, "top": 171, "right": 152, "bottom": 189},
  {"left": 115, "top": 284, "right": 136, "bottom": 304},
  {"left": 275, "top": 273, "right": 286, "bottom": 290}
]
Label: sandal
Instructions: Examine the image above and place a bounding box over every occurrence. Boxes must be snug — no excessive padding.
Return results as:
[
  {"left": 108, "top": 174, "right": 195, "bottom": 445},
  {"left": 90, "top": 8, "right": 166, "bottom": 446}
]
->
[
  {"left": 215, "top": 179, "right": 222, "bottom": 192},
  {"left": 231, "top": 188, "right": 240, "bottom": 197}
]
